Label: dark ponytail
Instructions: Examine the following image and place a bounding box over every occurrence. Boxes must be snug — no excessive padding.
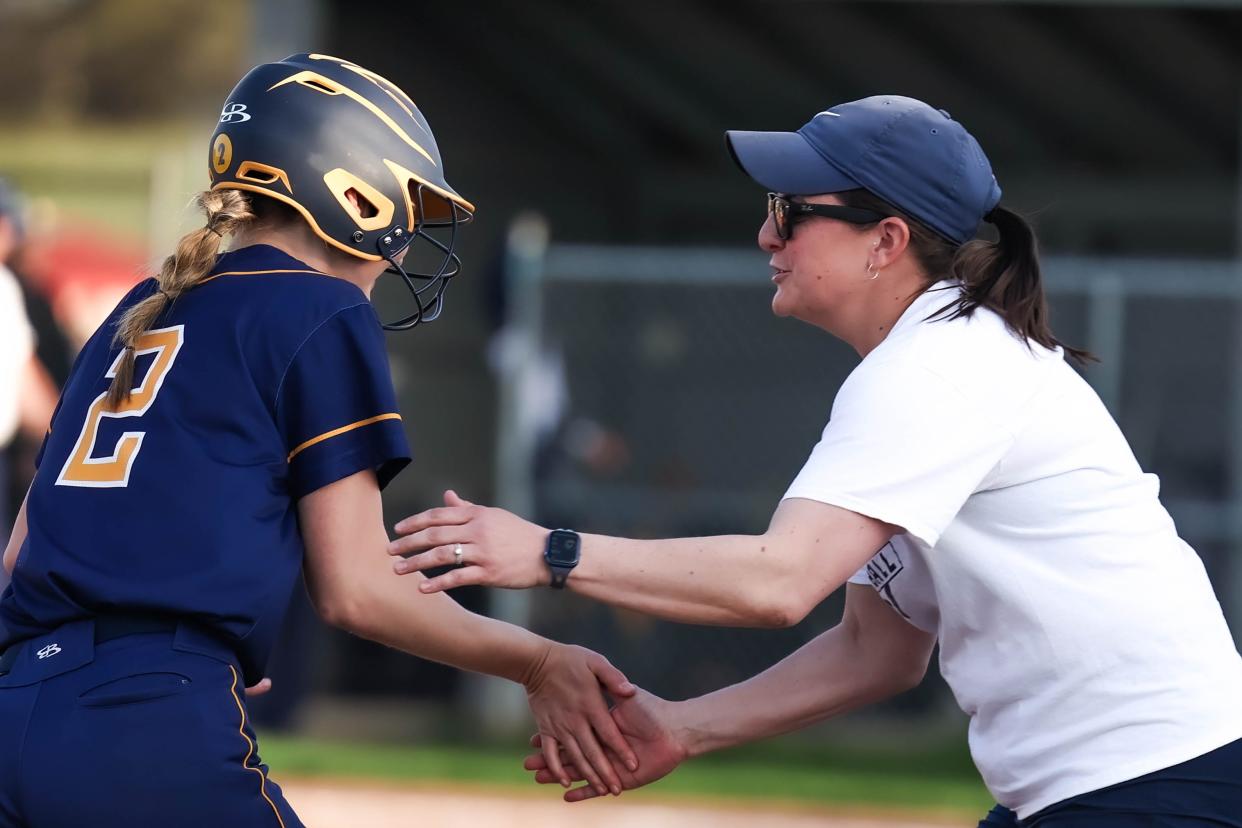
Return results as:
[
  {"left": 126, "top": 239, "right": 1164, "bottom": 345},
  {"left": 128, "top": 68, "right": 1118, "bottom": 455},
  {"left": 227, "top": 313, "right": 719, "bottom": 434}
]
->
[
  {"left": 945, "top": 206, "right": 1092, "bottom": 364},
  {"left": 837, "top": 190, "right": 1093, "bottom": 364}
]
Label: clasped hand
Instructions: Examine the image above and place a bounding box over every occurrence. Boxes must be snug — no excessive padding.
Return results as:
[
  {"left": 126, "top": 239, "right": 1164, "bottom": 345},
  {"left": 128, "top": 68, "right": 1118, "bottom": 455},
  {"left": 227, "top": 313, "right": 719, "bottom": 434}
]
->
[
  {"left": 388, "top": 491, "right": 689, "bottom": 801},
  {"left": 525, "top": 687, "right": 688, "bottom": 802}
]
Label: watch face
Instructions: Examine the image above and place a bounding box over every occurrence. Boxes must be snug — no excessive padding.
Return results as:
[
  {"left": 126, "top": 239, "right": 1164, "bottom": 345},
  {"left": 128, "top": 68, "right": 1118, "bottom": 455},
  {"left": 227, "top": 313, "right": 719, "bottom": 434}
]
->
[{"left": 546, "top": 530, "right": 580, "bottom": 566}]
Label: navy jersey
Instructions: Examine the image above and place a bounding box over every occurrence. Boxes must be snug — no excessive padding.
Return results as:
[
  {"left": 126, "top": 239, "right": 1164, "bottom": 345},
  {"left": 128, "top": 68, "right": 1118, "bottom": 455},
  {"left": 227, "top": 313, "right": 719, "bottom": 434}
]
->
[{"left": 0, "top": 245, "right": 410, "bottom": 683}]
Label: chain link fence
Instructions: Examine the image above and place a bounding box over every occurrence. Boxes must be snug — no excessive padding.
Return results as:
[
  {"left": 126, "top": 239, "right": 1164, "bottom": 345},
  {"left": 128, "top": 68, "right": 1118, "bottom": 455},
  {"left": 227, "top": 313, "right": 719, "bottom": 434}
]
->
[{"left": 490, "top": 222, "right": 1242, "bottom": 715}]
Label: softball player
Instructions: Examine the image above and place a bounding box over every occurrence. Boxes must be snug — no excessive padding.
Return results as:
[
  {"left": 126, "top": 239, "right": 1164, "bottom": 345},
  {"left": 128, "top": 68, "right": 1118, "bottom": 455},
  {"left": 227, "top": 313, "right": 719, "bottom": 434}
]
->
[
  {"left": 392, "top": 96, "right": 1242, "bottom": 825},
  {"left": 0, "top": 53, "right": 636, "bottom": 828}
]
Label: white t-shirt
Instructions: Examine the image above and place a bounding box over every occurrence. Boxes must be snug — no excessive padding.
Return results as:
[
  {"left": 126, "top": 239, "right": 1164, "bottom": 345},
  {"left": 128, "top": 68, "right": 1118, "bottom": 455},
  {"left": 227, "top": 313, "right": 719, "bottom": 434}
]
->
[
  {"left": 784, "top": 281, "right": 1242, "bottom": 818},
  {"left": 0, "top": 263, "right": 34, "bottom": 447}
]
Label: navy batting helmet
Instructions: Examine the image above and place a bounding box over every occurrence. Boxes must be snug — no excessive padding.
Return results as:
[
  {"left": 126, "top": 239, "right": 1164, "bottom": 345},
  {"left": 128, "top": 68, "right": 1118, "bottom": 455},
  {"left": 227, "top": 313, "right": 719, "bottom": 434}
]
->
[{"left": 208, "top": 52, "right": 473, "bottom": 329}]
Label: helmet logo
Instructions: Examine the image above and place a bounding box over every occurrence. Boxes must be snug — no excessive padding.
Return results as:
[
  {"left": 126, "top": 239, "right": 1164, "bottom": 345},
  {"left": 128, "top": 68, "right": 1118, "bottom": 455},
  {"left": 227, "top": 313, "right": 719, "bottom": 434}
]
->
[
  {"left": 219, "top": 103, "right": 252, "bottom": 123},
  {"left": 211, "top": 134, "right": 233, "bottom": 174}
]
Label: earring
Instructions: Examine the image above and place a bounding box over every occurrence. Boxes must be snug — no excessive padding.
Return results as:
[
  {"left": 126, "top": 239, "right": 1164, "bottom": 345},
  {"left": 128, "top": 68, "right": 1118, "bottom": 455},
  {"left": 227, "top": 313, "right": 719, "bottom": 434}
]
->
[{"left": 866, "top": 262, "right": 880, "bottom": 281}]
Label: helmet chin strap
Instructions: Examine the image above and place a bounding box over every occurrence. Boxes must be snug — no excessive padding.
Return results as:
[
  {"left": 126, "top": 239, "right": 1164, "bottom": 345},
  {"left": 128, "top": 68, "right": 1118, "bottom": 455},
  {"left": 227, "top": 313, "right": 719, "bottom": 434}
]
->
[{"left": 376, "top": 187, "right": 471, "bottom": 332}]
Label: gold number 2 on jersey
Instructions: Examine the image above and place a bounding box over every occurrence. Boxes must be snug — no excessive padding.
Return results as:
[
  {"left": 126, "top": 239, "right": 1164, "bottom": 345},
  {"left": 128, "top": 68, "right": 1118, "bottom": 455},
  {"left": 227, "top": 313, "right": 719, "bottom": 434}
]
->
[{"left": 56, "top": 325, "right": 185, "bottom": 488}]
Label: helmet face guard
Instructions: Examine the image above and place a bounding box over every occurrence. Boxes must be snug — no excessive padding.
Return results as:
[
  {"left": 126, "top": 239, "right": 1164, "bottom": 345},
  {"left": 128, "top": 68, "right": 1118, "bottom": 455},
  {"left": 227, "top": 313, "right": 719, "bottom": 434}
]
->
[
  {"left": 207, "top": 53, "right": 475, "bottom": 331},
  {"left": 376, "top": 184, "right": 473, "bottom": 330}
]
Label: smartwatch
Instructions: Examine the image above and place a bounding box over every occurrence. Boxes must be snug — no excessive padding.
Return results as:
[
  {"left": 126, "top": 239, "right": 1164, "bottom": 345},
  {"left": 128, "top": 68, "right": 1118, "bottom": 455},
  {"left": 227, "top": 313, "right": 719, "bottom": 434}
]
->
[{"left": 544, "top": 529, "right": 581, "bottom": 589}]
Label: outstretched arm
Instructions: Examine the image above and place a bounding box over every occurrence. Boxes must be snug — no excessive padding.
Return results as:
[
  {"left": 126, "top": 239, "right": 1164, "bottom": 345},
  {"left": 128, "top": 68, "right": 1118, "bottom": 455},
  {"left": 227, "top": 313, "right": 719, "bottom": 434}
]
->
[
  {"left": 528, "top": 584, "right": 936, "bottom": 800},
  {"left": 300, "top": 470, "right": 638, "bottom": 796},
  {"left": 389, "top": 491, "right": 896, "bottom": 628}
]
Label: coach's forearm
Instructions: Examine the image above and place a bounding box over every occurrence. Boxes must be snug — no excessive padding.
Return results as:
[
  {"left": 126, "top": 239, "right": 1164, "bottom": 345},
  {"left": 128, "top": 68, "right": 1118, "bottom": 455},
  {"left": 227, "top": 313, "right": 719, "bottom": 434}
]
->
[
  {"left": 394, "top": 495, "right": 891, "bottom": 628},
  {"left": 570, "top": 532, "right": 808, "bottom": 627},
  {"left": 675, "top": 626, "right": 893, "bottom": 756},
  {"left": 674, "top": 592, "right": 932, "bottom": 756},
  {"left": 564, "top": 499, "right": 893, "bottom": 627}
]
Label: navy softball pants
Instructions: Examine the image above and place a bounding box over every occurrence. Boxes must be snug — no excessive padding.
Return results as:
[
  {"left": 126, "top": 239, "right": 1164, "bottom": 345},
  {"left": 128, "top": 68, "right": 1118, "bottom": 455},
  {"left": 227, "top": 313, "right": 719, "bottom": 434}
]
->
[
  {"left": 978, "top": 736, "right": 1242, "bottom": 827},
  {"left": 0, "top": 619, "right": 303, "bottom": 827}
]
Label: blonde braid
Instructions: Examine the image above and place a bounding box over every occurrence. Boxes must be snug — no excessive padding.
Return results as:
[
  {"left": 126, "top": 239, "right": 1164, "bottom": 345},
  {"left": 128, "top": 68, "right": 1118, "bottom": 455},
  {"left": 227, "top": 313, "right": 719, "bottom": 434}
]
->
[{"left": 106, "top": 189, "right": 254, "bottom": 408}]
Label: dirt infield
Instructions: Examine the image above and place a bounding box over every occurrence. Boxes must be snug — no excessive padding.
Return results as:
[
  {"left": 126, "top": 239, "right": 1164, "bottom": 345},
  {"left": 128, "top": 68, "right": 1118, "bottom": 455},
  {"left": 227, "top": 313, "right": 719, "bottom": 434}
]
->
[{"left": 280, "top": 779, "right": 963, "bottom": 828}]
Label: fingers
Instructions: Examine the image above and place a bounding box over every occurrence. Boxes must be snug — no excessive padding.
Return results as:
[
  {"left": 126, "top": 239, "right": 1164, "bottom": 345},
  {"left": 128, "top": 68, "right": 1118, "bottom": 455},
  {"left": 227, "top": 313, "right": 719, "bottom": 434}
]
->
[
  {"left": 391, "top": 505, "right": 475, "bottom": 539},
  {"left": 244, "top": 678, "right": 273, "bottom": 697},
  {"left": 529, "top": 733, "right": 543, "bottom": 749},
  {"left": 590, "top": 655, "right": 637, "bottom": 700},
  {"left": 416, "top": 567, "right": 486, "bottom": 593},
  {"left": 536, "top": 768, "right": 587, "bottom": 785},
  {"left": 541, "top": 734, "right": 570, "bottom": 788},
  {"left": 561, "top": 729, "right": 619, "bottom": 797},
  {"left": 565, "top": 785, "right": 604, "bottom": 804},
  {"left": 586, "top": 659, "right": 639, "bottom": 772},
  {"left": 558, "top": 734, "right": 607, "bottom": 797},
  {"left": 444, "top": 489, "right": 474, "bottom": 507},
  {"left": 592, "top": 708, "right": 639, "bottom": 773},
  {"left": 391, "top": 543, "right": 469, "bottom": 574},
  {"left": 527, "top": 758, "right": 587, "bottom": 785},
  {"left": 387, "top": 522, "right": 471, "bottom": 557}
]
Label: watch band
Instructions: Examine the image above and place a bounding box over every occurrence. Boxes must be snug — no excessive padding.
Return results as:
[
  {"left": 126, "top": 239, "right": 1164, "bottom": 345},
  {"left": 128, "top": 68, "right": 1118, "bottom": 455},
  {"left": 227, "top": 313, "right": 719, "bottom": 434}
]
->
[{"left": 549, "top": 564, "right": 573, "bottom": 590}]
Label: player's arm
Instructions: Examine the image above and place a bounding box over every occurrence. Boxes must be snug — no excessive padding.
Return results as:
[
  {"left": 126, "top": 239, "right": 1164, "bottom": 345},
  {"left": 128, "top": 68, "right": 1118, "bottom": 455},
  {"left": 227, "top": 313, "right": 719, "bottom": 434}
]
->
[
  {"left": 389, "top": 492, "right": 895, "bottom": 628},
  {"left": 299, "top": 469, "right": 638, "bottom": 796},
  {"left": 528, "top": 584, "right": 936, "bottom": 800},
  {"left": 3, "top": 490, "right": 29, "bottom": 575}
]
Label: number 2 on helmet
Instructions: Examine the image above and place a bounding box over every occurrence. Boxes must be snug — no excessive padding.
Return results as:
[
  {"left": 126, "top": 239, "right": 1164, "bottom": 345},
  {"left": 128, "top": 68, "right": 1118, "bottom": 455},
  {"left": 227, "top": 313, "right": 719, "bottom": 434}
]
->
[{"left": 56, "top": 326, "right": 185, "bottom": 488}]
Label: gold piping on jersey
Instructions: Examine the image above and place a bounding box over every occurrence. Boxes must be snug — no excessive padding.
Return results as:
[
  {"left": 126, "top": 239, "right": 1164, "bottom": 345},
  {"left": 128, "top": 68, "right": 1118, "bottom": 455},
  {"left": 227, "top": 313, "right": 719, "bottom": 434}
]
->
[
  {"left": 287, "top": 413, "right": 402, "bottom": 462},
  {"left": 199, "top": 268, "right": 328, "bottom": 286},
  {"left": 228, "top": 666, "right": 288, "bottom": 828}
]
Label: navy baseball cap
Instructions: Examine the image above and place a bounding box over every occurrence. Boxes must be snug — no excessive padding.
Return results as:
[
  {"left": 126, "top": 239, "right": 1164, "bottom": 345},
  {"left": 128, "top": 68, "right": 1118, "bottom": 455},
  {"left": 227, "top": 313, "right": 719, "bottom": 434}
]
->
[{"left": 725, "top": 95, "right": 1002, "bottom": 245}]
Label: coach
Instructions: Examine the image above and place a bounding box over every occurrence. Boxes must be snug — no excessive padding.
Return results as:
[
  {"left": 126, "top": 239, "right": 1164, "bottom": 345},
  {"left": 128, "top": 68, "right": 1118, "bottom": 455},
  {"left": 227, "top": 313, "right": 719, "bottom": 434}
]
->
[{"left": 390, "top": 96, "right": 1242, "bottom": 827}]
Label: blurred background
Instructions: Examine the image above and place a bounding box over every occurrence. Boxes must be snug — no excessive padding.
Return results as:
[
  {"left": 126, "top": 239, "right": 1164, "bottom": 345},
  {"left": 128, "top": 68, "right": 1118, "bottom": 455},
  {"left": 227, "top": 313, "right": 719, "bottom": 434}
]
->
[{"left": 1, "top": 0, "right": 1240, "bottom": 819}]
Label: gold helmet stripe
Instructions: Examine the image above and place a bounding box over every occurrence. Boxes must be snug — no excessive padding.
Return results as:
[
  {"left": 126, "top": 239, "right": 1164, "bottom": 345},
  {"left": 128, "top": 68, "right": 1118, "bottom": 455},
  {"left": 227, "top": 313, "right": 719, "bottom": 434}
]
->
[
  {"left": 383, "top": 158, "right": 475, "bottom": 226},
  {"left": 308, "top": 53, "right": 427, "bottom": 135},
  {"left": 267, "top": 71, "right": 436, "bottom": 166},
  {"left": 308, "top": 54, "right": 415, "bottom": 107}
]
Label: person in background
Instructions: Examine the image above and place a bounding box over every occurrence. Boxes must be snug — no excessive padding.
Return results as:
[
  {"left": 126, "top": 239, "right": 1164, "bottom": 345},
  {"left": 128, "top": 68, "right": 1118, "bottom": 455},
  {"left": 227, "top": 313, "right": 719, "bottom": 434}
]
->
[{"left": 0, "top": 180, "right": 58, "bottom": 582}]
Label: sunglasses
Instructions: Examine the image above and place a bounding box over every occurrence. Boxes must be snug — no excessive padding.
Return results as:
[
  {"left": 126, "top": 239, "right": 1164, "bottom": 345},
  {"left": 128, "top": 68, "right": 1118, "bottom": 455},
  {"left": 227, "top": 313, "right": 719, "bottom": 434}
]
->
[{"left": 767, "top": 193, "right": 887, "bottom": 240}]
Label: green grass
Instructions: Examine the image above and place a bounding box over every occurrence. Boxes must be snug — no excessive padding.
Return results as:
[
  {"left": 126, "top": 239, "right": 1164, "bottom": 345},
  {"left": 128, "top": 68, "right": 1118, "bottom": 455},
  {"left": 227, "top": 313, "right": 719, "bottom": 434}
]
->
[
  {"left": 256, "top": 734, "right": 995, "bottom": 817},
  {"left": 1, "top": 121, "right": 205, "bottom": 242}
]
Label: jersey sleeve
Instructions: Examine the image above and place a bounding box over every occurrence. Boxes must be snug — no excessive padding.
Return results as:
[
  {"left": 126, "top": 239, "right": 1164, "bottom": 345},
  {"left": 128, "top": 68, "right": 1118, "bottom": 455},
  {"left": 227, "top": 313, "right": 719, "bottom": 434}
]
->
[
  {"left": 275, "top": 303, "right": 411, "bottom": 499},
  {"left": 783, "top": 359, "right": 1014, "bottom": 547},
  {"left": 34, "top": 309, "right": 105, "bottom": 471},
  {"left": 32, "top": 396, "right": 62, "bottom": 470}
]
